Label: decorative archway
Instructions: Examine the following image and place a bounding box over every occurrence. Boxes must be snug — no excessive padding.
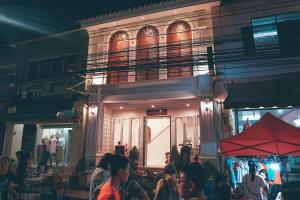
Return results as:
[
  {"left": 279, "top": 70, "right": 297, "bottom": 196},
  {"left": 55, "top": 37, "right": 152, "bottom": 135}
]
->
[
  {"left": 136, "top": 26, "right": 159, "bottom": 81},
  {"left": 167, "top": 21, "right": 193, "bottom": 78},
  {"left": 108, "top": 31, "right": 129, "bottom": 84}
]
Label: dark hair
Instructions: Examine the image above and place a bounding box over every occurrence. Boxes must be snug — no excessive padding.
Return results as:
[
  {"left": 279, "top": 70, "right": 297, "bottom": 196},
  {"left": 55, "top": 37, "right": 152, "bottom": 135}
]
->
[
  {"left": 164, "top": 164, "right": 176, "bottom": 175},
  {"left": 249, "top": 163, "right": 257, "bottom": 182},
  {"left": 97, "top": 153, "right": 113, "bottom": 170},
  {"left": 180, "top": 163, "right": 206, "bottom": 191},
  {"left": 259, "top": 169, "right": 268, "bottom": 181},
  {"left": 109, "top": 155, "right": 129, "bottom": 177}
]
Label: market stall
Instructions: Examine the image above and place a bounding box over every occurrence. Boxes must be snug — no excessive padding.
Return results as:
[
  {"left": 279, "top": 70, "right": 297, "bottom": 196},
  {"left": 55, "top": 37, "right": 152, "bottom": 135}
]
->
[
  {"left": 220, "top": 113, "right": 300, "bottom": 199},
  {"left": 221, "top": 112, "right": 300, "bottom": 156}
]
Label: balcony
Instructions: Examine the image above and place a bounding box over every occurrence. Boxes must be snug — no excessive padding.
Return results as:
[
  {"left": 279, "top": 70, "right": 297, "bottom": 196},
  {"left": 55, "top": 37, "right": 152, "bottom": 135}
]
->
[{"left": 89, "top": 74, "right": 213, "bottom": 103}]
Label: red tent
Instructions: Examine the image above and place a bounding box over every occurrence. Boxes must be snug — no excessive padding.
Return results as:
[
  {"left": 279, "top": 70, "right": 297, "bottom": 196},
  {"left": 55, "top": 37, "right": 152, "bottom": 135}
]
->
[{"left": 221, "top": 112, "right": 300, "bottom": 156}]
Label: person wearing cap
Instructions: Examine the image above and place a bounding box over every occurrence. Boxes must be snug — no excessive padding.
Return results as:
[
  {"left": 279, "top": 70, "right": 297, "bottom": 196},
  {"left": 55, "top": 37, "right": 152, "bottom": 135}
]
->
[{"left": 154, "top": 164, "right": 180, "bottom": 200}]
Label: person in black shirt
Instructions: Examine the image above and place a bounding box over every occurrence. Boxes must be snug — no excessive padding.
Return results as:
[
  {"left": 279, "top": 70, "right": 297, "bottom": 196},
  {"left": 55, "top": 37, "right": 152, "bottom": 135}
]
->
[
  {"left": 0, "top": 156, "right": 18, "bottom": 200},
  {"left": 14, "top": 151, "right": 28, "bottom": 186}
]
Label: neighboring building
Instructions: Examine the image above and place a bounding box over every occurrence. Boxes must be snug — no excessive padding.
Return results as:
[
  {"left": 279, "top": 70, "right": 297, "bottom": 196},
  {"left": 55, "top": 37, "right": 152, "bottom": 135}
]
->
[
  {"left": 80, "top": 0, "right": 222, "bottom": 167},
  {"left": 1, "top": 30, "right": 89, "bottom": 173},
  {"left": 212, "top": 0, "right": 300, "bottom": 135},
  {"left": 0, "top": 46, "right": 17, "bottom": 155}
]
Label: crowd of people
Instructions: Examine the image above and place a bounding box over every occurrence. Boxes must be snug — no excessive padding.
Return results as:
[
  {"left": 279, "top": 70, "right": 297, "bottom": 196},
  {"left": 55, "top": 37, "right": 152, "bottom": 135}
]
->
[
  {"left": 89, "top": 153, "right": 217, "bottom": 200},
  {"left": 89, "top": 154, "right": 300, "bottom": 200}
]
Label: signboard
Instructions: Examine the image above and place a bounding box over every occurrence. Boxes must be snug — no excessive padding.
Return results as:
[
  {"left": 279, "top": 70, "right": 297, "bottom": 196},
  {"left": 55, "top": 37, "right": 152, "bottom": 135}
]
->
[{"left": 146, "top": 108, "right": 167, "bottom": 116}]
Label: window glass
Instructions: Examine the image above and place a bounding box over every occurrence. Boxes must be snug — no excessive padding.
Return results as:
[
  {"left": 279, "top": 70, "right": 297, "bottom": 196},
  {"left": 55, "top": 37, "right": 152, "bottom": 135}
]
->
[
  {"left": 252, "top": 16, "right": 278, "bottom": 47},
  {"left": 277, "top": 12, "right": 300, "bottom": 22}
]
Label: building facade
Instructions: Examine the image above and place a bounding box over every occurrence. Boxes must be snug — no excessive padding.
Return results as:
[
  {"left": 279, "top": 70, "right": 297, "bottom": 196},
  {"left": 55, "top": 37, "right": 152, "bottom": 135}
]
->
[
  {"left": 212, "top": 0, "right": 300, "bottom": 135},
  {"left": 81, "top": 0, "right": 223, "bottom": 167},
  {"left": 1, "top": 30, "right": 89, "bottom": 173}
]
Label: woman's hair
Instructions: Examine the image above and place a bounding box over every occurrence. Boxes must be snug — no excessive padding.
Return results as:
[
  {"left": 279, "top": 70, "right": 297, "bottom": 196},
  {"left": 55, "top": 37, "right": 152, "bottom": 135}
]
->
[
  {"left": 249, "top": 163, "right": 257, "bottom": 182},
  {"left": 97, "top": 153, "right": 114, "bottom": 170}
]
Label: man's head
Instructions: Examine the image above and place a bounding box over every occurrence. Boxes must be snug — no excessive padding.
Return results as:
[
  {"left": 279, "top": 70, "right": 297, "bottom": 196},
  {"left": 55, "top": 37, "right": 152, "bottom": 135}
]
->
[
  {"left": 109, "top": 155, "right": 129, "bottom": 184},
  {"left": 164, "top": 164, "right": 176, "bottom": 179},
  {"left": 178, "top": 163, "right": 206, "bottom": 199},
  {"left": 0, "top": 156, "right": 10, "bottom": 173},
  {"left": 97, "top": 153, "right": 114, "bottom": 171}
]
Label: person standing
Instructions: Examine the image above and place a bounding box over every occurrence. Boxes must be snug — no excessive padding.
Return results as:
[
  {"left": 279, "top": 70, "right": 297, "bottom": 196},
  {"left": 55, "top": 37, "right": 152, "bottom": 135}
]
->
[
  {"left": 97, "top": 155, "right": 129, "bottom": 200},
  {"left": 37, "top": 145, "right": 51, "bottom": 175},
  {"left": 177, "top": 163, "right": 206, "bottom": 200},
  {"left": 0, "top": 156, "right": 18, "bottom": 200},
  {"left": 154, "top": 164, "right": 180, "bottom": 200},
  {"left": 14, "top": 151, "right": 27, "bottom": 186},
  {"left": 89, "top": 153, "right": 113, "bottom": 200},
  {"left": 242, "top": 164, "right": 269, "bottom": 200}
]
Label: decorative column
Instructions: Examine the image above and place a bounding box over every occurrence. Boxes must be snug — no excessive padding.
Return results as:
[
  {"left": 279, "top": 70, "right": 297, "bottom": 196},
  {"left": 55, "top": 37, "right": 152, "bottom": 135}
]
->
[
  {"left": 199, "top": 99, "right": 218, "bottom": 159},
  {"left": 85, "top": 104, "right": 99, "bottom": 163}
]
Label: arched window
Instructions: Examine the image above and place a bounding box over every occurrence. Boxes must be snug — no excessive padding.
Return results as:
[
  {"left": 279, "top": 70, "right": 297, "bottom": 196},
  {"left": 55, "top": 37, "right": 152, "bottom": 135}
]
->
[
  {"left": 167, "top": 21, "right": 193, "bottom": 78},
  {"left": 108, "top": 31, "right": 129, "bottom": 84},
  {"left": 136, "top": 26, "right": 159, "bottom": 81}
]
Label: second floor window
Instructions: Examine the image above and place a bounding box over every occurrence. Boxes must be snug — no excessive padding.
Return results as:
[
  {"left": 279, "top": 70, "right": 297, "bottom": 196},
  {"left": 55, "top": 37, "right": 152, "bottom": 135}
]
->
[
  {"left": 167, "top": 21, "right": 193, "bottom": 78},
  {"left": 108, "top": 31, "right": 129, "bottom": 84},
  {"left": 245, "top": 12, "right": 300, "bottom": 55},
  {"left": 136, "top": 26, "right": 159, "bottom": 81}
]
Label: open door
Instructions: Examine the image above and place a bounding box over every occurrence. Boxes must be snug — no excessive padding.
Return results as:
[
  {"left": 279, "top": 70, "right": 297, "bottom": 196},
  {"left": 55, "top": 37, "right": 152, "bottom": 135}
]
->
[{"left": 144, "top": 117, "right": 171, "bottom": 168}]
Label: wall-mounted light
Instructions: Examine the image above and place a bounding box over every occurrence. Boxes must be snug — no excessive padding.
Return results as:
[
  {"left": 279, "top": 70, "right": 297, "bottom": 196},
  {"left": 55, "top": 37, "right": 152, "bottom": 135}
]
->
[
  {"left": 201, "top": 99, "right": 213, "bottom": 112},
  {"left": 120, "top": 106, "right": 124, "bottom": 109},
  {"left": 186, "top": 103, "right": 190, "bottom": 107},
  {"left": 151, "top": 105, "right": 155, "bottom": 108},
  {"left": 89, "top": 105, "right": 98, "bottom": 116}
]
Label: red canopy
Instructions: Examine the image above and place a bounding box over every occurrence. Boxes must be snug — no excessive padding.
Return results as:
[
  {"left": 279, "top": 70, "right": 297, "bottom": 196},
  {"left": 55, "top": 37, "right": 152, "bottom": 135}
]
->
[{"left": 221, "top": 112, "right": 300, "bottom": 156}]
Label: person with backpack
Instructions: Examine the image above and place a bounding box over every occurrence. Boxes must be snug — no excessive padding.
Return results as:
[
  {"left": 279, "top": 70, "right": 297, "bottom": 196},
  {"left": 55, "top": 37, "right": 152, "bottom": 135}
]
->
[
  {"left": 97, "top": 155, "right": 129, "bottom": 200},
  {"left": 153, "top": 164, "right": 180, "bottom": 200}
]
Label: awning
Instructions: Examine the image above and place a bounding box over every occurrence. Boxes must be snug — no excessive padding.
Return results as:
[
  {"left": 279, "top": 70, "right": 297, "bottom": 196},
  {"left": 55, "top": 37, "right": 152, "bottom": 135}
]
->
[{"left": 224, "top": 74, "right": 300, "bottom": 109}]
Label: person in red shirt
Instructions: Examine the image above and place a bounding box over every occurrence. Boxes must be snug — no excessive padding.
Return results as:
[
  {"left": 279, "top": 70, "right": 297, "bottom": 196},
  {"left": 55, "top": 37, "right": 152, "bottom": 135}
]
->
[{"left": 97, "top": 155, "right": 129, "bottom": 200}]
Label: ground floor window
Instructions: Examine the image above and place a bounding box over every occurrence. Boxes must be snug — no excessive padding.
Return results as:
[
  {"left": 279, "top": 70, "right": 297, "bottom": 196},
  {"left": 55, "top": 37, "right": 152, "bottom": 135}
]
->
[
  {"left": 234, "top": 108, "right": 297, "bottom": 133},
  {"left": 9, "top": 124, "right": 72, "bottom": 166},
  {"left": 112, "top": 118, "right": 140, "bottom": 156},
  {"left": 35, "top": 127, "right": 72, "bottom": 166}
]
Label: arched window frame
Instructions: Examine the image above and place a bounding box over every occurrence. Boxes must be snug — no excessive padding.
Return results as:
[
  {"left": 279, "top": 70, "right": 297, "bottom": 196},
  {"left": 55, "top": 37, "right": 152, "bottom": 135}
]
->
[
  {"left": 136, "top": 26, "right": 160, "bottom": 81},
  {"left": 107, "top": 31, "right": 130, "bottom": 84},
  {"left": 166, "top": 20, "right": 193, "bottom": 78}
]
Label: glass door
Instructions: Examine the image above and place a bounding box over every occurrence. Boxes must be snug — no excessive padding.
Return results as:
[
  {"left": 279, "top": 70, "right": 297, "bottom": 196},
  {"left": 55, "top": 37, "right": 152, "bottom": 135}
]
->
[{"left": 144, "top": 117, "right": 171, "bottom": 168}]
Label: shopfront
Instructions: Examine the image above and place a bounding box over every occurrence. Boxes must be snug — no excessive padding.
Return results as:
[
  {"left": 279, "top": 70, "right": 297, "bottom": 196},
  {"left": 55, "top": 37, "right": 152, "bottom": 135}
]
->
[
  {"left": 232, "top": 107, "right": 299, "bottom": 134},
  {"left": 105, "top": 99, "right": 200, "bottom": 168},
  {"left": 8, "top": 123, "right": 72, "bottom": 166}
]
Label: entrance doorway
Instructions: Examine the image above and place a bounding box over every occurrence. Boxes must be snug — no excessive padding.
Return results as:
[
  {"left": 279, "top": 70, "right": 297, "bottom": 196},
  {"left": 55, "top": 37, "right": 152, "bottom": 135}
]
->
[{"left": 144, "top": 117, "right": 171, "bottom": 168}]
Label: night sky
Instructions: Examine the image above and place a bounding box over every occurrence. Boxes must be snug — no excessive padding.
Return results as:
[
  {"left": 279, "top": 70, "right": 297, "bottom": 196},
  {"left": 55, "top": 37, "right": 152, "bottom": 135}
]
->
[{"left": 0, "top": 0, "right": 164, "bottom": 45}]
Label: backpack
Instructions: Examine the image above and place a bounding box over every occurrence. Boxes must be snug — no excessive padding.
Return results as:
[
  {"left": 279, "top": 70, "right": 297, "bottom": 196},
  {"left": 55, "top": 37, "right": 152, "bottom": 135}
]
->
[{"left": 90, "top": 183, "right": 103, "bottom": 200}]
